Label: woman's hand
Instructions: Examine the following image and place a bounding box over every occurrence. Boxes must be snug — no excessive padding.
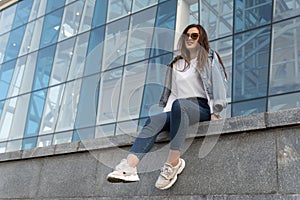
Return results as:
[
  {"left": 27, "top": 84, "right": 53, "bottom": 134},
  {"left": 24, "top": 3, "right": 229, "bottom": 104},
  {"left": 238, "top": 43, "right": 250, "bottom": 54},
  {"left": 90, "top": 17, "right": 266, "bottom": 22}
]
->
[{"left": 211, "top": 114, "right": 222, "bottom": 121}]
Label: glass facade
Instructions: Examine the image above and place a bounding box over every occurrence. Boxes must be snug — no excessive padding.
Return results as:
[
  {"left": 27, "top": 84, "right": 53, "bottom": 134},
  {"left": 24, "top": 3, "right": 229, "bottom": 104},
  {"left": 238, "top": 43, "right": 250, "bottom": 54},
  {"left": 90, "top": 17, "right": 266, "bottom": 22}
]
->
[{"left": 0, "top": 0, "right": 299, "bottom": 152}]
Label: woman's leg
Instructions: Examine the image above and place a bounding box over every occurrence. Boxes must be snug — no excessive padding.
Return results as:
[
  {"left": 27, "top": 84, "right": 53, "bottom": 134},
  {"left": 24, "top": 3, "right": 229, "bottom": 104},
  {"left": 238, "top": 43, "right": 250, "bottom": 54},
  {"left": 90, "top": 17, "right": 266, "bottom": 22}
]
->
[
  {"left": 155, "top": 98, "right": 210, "bottom": 189},
  {"left": 127, "top": 111, "right": 171, "bottom": 167},
  {"left": 167, "top": 98, "right": 210, "bottom": 165}
]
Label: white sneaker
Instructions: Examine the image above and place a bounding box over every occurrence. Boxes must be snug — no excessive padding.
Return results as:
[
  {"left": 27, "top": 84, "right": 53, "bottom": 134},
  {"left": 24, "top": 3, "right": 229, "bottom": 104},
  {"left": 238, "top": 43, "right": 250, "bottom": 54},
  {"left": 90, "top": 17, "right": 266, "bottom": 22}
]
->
[
  {"left": 155, "top": 158, "right": 185, "bottom": 190},
  {"left": 107, "top": 159, "right": 140, "bottom": 183}
]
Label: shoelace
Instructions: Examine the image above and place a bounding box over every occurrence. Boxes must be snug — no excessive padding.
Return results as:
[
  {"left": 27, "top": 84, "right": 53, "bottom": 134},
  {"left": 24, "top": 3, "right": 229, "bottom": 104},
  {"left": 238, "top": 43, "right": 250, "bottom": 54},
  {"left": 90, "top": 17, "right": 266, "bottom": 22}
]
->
[{"left": 160, "top": 165, "right": 173, "bottom": 178}]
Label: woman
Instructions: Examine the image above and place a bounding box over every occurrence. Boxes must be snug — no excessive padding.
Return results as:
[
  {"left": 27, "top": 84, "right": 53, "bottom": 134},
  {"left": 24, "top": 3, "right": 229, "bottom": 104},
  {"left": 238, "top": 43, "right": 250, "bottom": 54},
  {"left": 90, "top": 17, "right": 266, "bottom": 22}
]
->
[{"left": 107, "top": 24, "right": 227, "bottom": 190}]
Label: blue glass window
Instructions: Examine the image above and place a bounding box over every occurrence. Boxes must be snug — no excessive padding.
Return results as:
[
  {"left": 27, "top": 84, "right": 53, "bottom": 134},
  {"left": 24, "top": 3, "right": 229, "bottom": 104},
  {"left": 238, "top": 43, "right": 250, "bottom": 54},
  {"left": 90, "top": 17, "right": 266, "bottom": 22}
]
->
[
  {"left": 102, "top": 17, "right": 130, "bottom": 70},
  {"left": 150, "top": 0, "right": 177, "bottom": 57},
  {"left": 3, "top": 25, "right": 26, "bottom": 62},
  {"left": 200, "top": 0, "right": 233, "bottom": 39},
  {"left": 273, "top": 0, "right": 300, "bottom": 22},
  {"left": 45, "top": 0, "right": 66, "bottom": 14},
  {"left": 125, "top": 6, "right": 157, "bottom": 64},
  {"left": 32, "top": 45, "right": 56, "bottom": 90},
  {"left": 232, "top": 98, "right": 266, "bottom": 116},
  {"left": 107, "top": 0, "right": 132, "bottom": 22},
  {"left": 0, "top": 100, "right": 4, "bottom": 118},
  {"left": 0, "top": 4, "right": 17, "bottom": 35},
  {"left": 140, "top": 53, "right": 172, "bottom": 117},
  {"left": 233, "top": 27, "right": 270, "bottom": 101},
  {"left": 0, "top": 59, "right": 16, "bottom": 100},
  {"left": 91, "top": 0, "right": 108, "bottom": 28},
  {"left": 235, "top": 0, "right": 272, "bottom": 32},
  {"left": 72, "top": 127, "right": 95, "bottom": 142},
  {"left": 58, "top": 0, "right": 84, "bottom": 41},
  {"left": 85, "top": 26, "right": 105, "bottom": 75},
  {"left": 75, "top": 74, "right": 99, "bottom": 129},
  {"left": 39, "top": 8, "right": 64, "bottom": 48},
  {"left": 268, "top": 92, "right": 300, "bottom": 112},
  {"left": 24, "top": 89, "right": 48, "bottom": 137},
  {"left": 12, "top": 0, "right": 34, "bottom": 29},
  {"left": 22, "top": 137, "right": 38, "bottom": 150},
  {"left": 269, "top": 17, "right": 300, "bottom": 95}
]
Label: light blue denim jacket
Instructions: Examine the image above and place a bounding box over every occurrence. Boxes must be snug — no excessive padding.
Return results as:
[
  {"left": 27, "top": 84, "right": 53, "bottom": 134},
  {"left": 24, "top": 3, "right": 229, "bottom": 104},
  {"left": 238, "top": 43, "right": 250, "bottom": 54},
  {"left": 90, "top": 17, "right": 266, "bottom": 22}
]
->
[{"left": 159, "top": 49, "right": 227, "bottom": 115}]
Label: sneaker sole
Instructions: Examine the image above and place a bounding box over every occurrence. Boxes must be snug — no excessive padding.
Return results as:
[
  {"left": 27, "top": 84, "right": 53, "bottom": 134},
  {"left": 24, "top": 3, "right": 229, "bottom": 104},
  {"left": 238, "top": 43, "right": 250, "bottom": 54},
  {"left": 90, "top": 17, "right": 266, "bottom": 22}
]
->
[
  {"left": 107, "top": 174, "right": 140, "bottom": 183},
  {"left": 157, "top": 159, "right": 186, "bottom": 190}
]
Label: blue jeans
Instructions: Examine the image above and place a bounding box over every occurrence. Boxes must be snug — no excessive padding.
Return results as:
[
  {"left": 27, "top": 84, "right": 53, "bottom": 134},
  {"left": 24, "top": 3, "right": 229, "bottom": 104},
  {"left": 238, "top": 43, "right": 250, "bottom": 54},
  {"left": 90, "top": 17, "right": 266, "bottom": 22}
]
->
[{"left": 129, "top": 97, "right": 211, "bottom": 160}]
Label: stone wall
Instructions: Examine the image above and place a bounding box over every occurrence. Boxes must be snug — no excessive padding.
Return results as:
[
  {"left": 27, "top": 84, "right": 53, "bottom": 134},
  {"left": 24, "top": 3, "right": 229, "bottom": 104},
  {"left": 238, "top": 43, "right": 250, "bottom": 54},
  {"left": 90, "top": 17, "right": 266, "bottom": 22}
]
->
[{"left": 0, "top": 108, "right": 299, "bottom": 199}]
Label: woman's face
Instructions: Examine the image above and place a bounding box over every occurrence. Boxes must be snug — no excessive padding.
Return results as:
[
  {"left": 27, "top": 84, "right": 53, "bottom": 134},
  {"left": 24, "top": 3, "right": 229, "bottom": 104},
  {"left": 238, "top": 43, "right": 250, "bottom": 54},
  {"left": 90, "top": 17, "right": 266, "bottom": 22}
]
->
[{"left": 184, "top": 27, "right": 200, "bottom": 51}]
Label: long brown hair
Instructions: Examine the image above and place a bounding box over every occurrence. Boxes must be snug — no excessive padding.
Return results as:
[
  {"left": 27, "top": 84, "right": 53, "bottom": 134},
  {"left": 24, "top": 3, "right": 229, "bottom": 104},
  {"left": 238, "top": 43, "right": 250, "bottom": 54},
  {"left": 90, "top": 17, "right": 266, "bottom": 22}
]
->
[{"left": 177, "top": 24, "right": 210, "bottom": 71}]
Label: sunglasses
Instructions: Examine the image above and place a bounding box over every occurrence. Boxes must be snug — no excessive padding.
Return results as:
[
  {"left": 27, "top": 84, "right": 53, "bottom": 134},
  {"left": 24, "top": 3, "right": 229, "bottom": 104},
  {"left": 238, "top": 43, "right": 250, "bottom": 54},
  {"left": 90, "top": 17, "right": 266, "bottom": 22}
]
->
[{"left": 184, "top": 33, "right": 199, "bottom": 40}]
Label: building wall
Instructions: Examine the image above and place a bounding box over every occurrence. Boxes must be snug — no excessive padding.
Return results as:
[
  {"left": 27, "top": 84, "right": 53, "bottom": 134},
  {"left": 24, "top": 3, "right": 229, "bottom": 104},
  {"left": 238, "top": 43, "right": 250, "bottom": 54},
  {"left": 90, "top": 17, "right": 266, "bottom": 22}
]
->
[{"left": 0, "top": 0, "right": 299, "bottom": 153}]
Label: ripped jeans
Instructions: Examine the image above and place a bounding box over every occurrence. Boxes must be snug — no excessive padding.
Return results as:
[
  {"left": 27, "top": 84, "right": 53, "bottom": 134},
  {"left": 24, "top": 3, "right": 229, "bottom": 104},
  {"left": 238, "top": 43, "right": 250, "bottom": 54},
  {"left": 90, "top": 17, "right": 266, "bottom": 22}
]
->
[{"left": 129, "top": 97, "right": 211, "bottom": 160}]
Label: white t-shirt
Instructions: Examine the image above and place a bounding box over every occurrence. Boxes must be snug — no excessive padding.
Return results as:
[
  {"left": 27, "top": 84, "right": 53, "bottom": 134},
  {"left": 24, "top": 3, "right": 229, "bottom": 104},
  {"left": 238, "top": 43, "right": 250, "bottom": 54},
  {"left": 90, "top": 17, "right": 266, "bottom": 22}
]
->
[{"left": 164, "top": 58, "right": 207, "bottom": 112}]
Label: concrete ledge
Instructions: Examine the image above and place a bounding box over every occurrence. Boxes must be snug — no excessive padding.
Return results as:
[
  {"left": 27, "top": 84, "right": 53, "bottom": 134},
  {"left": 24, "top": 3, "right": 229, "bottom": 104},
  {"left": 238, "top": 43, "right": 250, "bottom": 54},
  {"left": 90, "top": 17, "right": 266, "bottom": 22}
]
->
[
  {"left": 0, "top": 108, "right": 299, "bottom": 199},
  {"left": 0, "top": 108, "right": 299, "bottom": 162}
]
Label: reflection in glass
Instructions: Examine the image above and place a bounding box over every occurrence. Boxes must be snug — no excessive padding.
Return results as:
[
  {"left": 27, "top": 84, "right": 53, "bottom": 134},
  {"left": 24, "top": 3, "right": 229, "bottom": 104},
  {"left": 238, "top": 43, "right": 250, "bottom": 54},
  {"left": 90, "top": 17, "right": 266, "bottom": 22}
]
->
[
  {"left": 95, "top": 123, "right": 115, "bottom": 138},
  {"left": 126, "top": 6, "right": 156, "bottom": 65},
  {"left": 0, "top": 101, "right": 3, "bottom": 121},
  {"left": 72, "top": 127, "right": 94, "bottom": 141},
  {"left": 269, "top": 17, "right": 300, "bottom": 95},
  {"left": 79, "top": 0, "right": 96, "bottom": 32},
  {"left": 140, "top": 53, "right": 172, "bottom": 117},
  {"left": 273, "top": 0, "right": 300, "bottom": 21},
  {"left": 19, "top": 21, "right": 36, "bottom": 56},
  {"left": 3, "top": 25, "right": 26, "bottom": 62},
  {"left": 45, "top": 0, "right": 66, "bottom": 14},
  {"left": 200, "top": 0, "right": 233, "bottom": 39},
  {"left": 7, "top": 140, "right": 22, "bottom": 152},
  {"left": 102, "top": 17, "right": 129, "bottom": 70},
  {"left": 8, "top": 93, "right": 31, "bottom": 140},
  {"left": 12, "top": 0, "right": 34, "bottom": 29},
  {"left": 58, "top": 0, "right": 84, "bottom": 41},
  {"left": 107, "top": 0, "right": 132, "bottom": 22},
  {"left": 150, "top": 0, "right": 177, "bottom": 57},
  {"left": 39, "top": 84, "right": 65, "bottom": 135},
  {"left": 39, "top": 8, "right": 64, "bottom": 48},
  {"left": 27, "top": 17, "right": 44, "bottom": 53},
  {"left": 6, "top": 56, "right": 26, "bottom": 99},
  {"left": 0, "top": 4, "right": 17, "bottom": 35},
  {"left": 0, "top": 59, "right": 17, "bottom": 100},
  {"left": 37, "top": 134, "right": 53, "bottom": 147},
  {"left": 28, "top": 0, "right": 41, "bottom": 22},
  {"left": 85, "top": 26, "right": 105, "bottom": 75},
  {"left": 210, "top": 36, "right": 233, "bottom": 102},
  {"left": 75, "top": 74, "right": 99, "bottom": 129},
  {"left": 55, "top": 79, "right": 82, "bottom": 132},
  {"left": 53, "top": 131, "right": 72, "bottom": 145},
  {"left": 49, "top": 37, "right": 76, "bottom": 86},
  {"left": 116, "top": 120, "right": 138, "bottom": 136},
  {"left": 118, "top": 61, "right": 148, "bottom": 121},
  {"left": 233, "top": 27, "right": 270, "bottom": 101},
  {"left": 132, "top": 0, "right": 157, "bottom": 12},
  {"left": 97, "top": 68, "right": 123, "bottom": 125},
  {"left": 32, "top": 45, "right": 56, "bottom": 90},
  {"left": 268, "top": 92, "right": 300, "bottom": 112},
  {"left": 19, "top": 52, "right": 38, "bottom": 94},
  {"left": 68, "top": 32, "right": 90, "bottom": 80},
  {"left": 0, "top": 96, "right": 18, "bottom": 142},
  {"left": 0, "top": 33, "right": 9, "bottom": 63},
  {"left": 0, "top": 142, "right": 6, "bottom": 153},
  {"left": 232, "top": 98, "right": 266, "bottom": 116},
  {"left": 24, "top": 89, "right": 48, "bottom": 137},
  {"left": 235, "top": 0, "right": 272, "bottom": 32},
  {"left": 91, "top": 0, "right": 108, "bottom": 28},
  {"left": 22, "top": 137, "right": 37, "bottom": 150}
]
